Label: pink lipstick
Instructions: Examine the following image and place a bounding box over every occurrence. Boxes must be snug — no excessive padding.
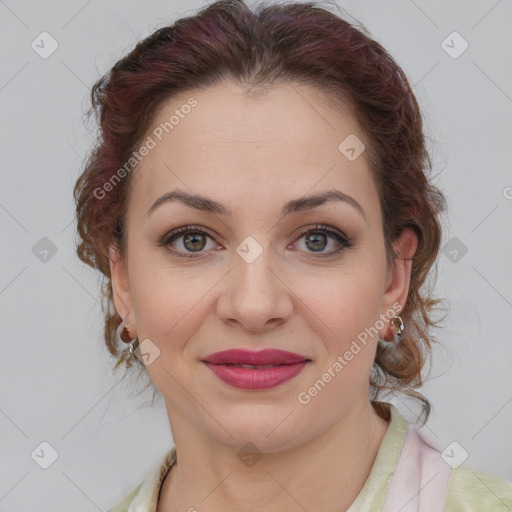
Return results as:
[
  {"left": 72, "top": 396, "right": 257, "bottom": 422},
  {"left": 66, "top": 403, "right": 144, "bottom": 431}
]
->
[{"left": 201, "top": 349, "right": 310, "bottom": 390}]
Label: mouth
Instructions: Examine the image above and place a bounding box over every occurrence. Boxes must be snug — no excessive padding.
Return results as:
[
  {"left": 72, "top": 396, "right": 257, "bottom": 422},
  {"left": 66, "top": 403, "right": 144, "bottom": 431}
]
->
[
  {"left": 201, "top": 349, "right": 311, "bottom": 390},
  {"left": 201, "top": 348, "right": 310, "bottom": 366},
  {"left": 213, "top": 363, "right": 293, "bottom": 369}
]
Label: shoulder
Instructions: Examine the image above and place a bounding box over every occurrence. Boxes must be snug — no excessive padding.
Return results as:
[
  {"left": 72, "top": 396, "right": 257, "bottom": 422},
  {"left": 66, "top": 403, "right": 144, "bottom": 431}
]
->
[
  {"left": 382, "top": 403, "right": 512, "bottom": 511},
  {"left": 445, "top": 464, "right": 512, "bottom": 511},
  {"left": 106, "top": 446, "right": 177, "bottom": 512},
  {"left": 107, "top": 482, "right": 143, "bottom": 512}
]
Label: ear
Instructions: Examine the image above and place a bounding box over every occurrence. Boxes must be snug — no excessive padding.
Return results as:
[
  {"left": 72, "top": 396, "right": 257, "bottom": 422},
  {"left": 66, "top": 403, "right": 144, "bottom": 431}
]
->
[
  {"left": 378, "top": 228, "right": 418, "bottom": 338},
  {"left": 109, "top": 245, "right": 135, "bottom": 326}
]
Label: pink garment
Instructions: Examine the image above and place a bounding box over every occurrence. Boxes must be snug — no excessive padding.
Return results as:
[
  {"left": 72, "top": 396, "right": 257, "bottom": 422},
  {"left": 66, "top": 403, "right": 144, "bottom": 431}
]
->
[{"left": 381, "top": 425, "right": 452, "bottom": 511}]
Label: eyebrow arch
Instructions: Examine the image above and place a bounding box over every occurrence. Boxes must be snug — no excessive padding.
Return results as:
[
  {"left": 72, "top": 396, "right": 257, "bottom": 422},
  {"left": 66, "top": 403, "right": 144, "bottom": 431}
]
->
[{"left": 146, "top": 188, "right": 367, "bottom": 222}]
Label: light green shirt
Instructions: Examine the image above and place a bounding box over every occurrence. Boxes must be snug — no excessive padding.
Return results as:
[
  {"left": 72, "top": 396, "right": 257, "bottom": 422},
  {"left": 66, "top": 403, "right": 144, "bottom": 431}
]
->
[{"left": 107, "top": 404, "right": 512, "bottom": 511}]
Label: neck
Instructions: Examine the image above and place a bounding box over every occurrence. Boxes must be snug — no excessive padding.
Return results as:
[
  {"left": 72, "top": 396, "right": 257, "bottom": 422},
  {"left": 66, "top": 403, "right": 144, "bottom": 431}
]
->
[{"left": 157, "top": 401, "right": 390, "bottom": 512}]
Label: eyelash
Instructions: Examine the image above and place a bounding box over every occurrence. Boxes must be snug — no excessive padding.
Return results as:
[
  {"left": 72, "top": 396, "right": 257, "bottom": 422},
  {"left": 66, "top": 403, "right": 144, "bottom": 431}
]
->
[{"left": 158, "top": 224, "right": 354, "bottom": 259}]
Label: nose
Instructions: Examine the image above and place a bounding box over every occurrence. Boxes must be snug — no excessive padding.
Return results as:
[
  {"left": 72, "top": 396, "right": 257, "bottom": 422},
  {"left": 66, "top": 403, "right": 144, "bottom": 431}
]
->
[{"left": 216, "top": 247, "right": 294, "bottom": 333}]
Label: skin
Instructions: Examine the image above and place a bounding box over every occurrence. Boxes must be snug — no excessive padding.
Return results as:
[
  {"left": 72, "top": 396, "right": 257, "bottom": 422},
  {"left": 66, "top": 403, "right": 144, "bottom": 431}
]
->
[{"left": 109, "top": 79, "right": 418, "bottom": 512}]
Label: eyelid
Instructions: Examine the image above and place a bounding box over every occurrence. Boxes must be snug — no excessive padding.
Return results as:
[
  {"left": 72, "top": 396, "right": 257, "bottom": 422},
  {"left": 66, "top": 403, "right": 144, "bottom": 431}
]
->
[
  {"left": 158, "top": 225, "right": 222, "bottom": 259},
  {"left": 294, "top": 223, "right": 348, "bottom": 241},
  {"left": 162, "top": 223, "right": 347, "bottom": 241},
  {"left": 159, "top": 223, "right": 352, "bottom": 258}
]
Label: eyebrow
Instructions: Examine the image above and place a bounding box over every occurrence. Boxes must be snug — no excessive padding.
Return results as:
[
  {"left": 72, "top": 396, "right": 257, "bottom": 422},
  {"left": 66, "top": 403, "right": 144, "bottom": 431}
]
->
[{"left": 146, "top": 188, "right": 367, "bottom": 222}]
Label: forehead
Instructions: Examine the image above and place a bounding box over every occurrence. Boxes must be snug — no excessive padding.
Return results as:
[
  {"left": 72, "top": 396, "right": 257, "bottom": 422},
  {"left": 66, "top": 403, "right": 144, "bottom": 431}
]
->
[{"left": 129, "top": 79, "right": 379, "bottom": 224}]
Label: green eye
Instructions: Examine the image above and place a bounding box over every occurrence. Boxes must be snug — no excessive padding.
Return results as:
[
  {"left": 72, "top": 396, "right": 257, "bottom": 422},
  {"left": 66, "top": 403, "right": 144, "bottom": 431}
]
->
[{"left": 159, "top": 223, "right": 353, "bottom": 259}]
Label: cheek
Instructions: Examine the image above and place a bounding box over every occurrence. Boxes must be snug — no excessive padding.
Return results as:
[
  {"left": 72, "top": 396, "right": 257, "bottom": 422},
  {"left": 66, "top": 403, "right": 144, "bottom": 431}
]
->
[
  {"left": 128, "top": 268, "right": 207, "bottom": 392},
  {"left": 132, "top": 284, "right": 198, "bottom": 342},
  {"left": 308, "top": 274, "right": 382, "bottom": 400},
  {"left": 128, "top": 256, "right": 216, "bottom": 353},
  {"left": 316, "top": 266, "right": 384, "bottom": 341}
]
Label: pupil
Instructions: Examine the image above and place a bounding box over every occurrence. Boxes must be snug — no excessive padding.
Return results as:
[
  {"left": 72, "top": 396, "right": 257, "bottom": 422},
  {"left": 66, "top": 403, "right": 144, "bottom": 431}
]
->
[
  {"left": 181, "top": 231, "right": 328, "bottom": 253},
  {"left": 184, "top": 233, "right": 205, "bottom": 251},
  {"left": 306, "top": 232, "right": 326, "bottom": 252}
]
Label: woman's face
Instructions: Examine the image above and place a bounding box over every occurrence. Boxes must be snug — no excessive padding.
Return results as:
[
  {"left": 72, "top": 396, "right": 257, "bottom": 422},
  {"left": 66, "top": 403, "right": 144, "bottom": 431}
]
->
[{"left": 109, "top": 79, "right": 417, "bottom": 451}]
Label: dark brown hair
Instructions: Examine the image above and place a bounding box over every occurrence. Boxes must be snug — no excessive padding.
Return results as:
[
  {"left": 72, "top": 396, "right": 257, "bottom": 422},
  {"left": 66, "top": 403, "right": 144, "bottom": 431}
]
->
[{"left": 74, "top": 0, "right": 447, "bottom": 423}]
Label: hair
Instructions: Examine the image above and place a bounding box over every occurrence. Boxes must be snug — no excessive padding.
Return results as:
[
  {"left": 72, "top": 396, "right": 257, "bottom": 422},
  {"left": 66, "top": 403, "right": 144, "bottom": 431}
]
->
[{"left": 74, "top": 0, "right": 448, "bottom": 424}]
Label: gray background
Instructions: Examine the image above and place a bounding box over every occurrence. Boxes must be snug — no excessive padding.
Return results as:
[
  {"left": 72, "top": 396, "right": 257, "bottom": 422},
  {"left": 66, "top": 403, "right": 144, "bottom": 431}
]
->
[{"left": 1, "top": 0, "right": 511, "bottom": 510}]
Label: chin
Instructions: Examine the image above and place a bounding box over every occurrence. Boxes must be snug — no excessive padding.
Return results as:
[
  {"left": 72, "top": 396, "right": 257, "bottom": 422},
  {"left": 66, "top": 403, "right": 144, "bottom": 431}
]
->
[{"left": 207, "top": 402, "right": 306, "bottom": 453}]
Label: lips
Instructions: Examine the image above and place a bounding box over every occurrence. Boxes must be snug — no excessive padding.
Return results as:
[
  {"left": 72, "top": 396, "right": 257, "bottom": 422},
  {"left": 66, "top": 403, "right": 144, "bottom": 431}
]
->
[
  {"left": 201, "top": 349, "right": 311, "bottom": 390},
  {"left": 201, "top": 348, "right": 309, "bottom": 366}
]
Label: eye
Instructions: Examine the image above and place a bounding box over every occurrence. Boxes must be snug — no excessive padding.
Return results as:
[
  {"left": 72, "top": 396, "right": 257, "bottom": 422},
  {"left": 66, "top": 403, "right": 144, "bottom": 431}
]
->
[
  {"left": 158, "top": 225, "right": 218, "bottom": 259},
  {"left": 158, "top": 223, "right": 354, "bottom": 259},
  {"left": 292, "top": 224, "right": 354, "bottom": 257}
]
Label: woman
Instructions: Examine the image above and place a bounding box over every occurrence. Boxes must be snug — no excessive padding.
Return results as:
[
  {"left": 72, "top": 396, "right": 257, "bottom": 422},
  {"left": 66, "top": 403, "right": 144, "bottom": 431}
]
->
[{"left": 73, "top": 1, "right": 512, "bottom": 510}]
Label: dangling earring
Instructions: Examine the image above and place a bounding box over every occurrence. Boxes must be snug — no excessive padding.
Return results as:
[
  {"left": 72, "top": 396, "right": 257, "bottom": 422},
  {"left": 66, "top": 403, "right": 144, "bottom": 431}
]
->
[
  {"left": 381, "top": 315, "right": 404, "bottom": 345},
  {"left": 114, "top": 322, "right": 139, "bottom": 369}
]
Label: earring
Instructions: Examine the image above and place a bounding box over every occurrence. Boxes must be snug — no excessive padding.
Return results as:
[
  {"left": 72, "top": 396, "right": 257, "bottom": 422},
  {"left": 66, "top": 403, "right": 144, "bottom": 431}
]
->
[
  {"left": 114, "top": 322, "right": 139, "bottom": 369},
  {"left": 381, "top": 315, "right": 404, "bottom": 345}
]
